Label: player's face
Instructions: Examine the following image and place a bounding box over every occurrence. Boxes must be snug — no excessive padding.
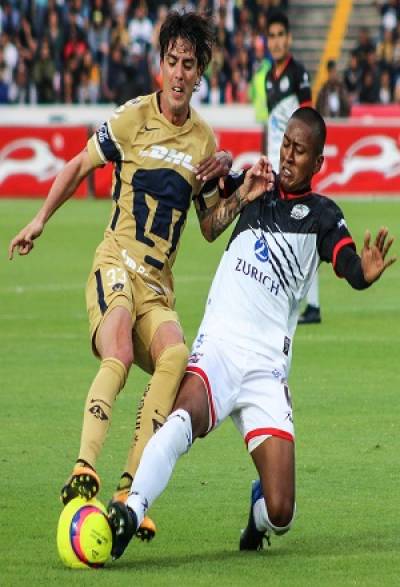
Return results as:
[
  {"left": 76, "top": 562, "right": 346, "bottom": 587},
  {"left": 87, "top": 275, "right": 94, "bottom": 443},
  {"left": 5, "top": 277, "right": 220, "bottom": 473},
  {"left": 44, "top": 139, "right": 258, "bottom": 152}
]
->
[
  {"left": 160, "top": 38, "right": 200, "bottom": 126},
  {"left": 279, "top": 119, "right": 323, "bottom": 192},
  {"left": 267, "top": 23, "right": 291, "bottom": 64}
]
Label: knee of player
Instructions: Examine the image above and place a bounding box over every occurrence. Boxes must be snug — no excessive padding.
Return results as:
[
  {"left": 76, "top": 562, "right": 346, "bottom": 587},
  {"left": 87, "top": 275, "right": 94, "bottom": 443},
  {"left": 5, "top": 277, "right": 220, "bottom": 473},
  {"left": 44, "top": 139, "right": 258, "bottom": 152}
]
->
[
  {"left": 156, "top": 342, "right": 189, "bottom": 374},
  {"left": 110, "top": 344, "right": 134, "bottom": 371},
  {"left": 265, "top": 496, "right": 295, "bottom": 533}
]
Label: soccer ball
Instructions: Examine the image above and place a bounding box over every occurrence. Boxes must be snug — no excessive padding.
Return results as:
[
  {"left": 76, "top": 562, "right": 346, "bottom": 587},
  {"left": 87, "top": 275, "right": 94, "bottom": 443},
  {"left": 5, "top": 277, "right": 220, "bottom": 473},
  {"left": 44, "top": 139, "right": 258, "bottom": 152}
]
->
[{"left": 56, "top": 497, "right": 112, "bottom": 569}]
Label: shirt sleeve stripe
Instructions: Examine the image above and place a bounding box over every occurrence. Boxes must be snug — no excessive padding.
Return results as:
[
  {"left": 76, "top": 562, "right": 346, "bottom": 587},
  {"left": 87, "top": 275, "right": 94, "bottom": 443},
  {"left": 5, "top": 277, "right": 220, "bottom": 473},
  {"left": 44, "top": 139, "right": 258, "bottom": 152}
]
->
[
  {"left": 332, "top": 236, "right": 355, "bottom": 269},
  {"left": 107, "top": 122, "right": 124, "bottom": 161}
]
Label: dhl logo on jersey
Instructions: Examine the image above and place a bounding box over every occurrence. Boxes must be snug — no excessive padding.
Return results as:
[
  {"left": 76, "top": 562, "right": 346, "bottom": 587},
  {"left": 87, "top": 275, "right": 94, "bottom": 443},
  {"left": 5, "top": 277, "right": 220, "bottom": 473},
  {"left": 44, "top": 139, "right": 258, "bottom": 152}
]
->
[{"left": 139, "top": 145, "right": 194, "bottom": 171}]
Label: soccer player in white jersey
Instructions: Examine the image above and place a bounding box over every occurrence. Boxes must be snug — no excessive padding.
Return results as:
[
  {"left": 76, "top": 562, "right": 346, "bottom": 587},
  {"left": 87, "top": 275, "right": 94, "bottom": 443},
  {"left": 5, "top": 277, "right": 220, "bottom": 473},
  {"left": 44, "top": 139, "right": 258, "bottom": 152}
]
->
[
  {"left": 108, "top": 107, "right": 396, "bottom": 559},
  {"left": 265, "top": 10, "right": 321, "bottom": 324}
]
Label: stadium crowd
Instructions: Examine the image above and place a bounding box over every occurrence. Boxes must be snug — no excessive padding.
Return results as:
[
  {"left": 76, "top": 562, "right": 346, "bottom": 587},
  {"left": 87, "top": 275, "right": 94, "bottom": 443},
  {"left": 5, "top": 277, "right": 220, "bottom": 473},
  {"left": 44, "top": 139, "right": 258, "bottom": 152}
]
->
[{"left": 0, "top": 0, "right": 399, "bottom": 107}]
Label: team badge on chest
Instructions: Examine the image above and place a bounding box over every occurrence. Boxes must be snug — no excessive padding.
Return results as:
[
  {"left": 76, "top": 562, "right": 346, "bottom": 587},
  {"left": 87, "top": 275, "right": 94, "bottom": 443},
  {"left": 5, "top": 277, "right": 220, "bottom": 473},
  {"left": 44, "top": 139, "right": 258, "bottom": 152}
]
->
[{"left": 290, "top": 204, "right": 310, "bottom": 220}]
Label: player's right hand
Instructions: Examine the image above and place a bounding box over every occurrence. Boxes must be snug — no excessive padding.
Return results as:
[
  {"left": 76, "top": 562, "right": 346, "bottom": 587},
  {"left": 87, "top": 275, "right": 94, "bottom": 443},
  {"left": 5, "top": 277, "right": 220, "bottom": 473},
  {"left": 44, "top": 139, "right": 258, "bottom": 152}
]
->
[
  {"left": 242, "top": 156, "right": 274, "bottom": 202},
  {"left": 8, "top": 219, "right": 44, "bottom": 260}
]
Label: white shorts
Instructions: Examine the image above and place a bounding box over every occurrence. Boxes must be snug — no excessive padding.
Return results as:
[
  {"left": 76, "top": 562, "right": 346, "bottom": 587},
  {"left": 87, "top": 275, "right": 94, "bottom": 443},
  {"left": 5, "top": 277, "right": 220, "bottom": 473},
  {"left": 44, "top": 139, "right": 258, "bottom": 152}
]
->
[{"left": 186, "top": 334, "right": 294, "bottom": 451}]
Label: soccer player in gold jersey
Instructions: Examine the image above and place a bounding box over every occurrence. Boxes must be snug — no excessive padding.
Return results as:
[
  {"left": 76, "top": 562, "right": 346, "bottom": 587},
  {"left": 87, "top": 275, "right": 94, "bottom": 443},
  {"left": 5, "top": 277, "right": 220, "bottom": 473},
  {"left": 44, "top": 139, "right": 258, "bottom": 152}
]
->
[{"left": 8, "top": 11, "right": 237, "bottom": 539}]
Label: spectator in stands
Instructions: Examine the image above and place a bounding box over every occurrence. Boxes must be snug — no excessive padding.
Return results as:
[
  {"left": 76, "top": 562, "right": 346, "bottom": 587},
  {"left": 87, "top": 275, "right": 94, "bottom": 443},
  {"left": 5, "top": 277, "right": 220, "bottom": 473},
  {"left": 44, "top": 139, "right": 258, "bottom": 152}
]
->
[
  {"left": 376, "top": 28, "right": 395, "bottom": 69},
  {"left": 9, "top": 59, "right": 34, "bottom": 104},
  {"left": 0, "top": 61, "right": 9, "bottom": 103},
  {"left": 0, "top": 1, "right": 19, "bottom": 36},
  {"left": 16, "top": 15, "right": 37, "bottom": 67},
  {"left": 128, "top": 1, "right": 153, "bottom": 56},
  {"left": 225, "top": 65, "right": 248, "bottom": 103},
  {"left": 359, "top": 48, "right": 381, "bottom": 103},
  {"left": 45, "top": 8, "right": 64, "bottom": 70},
  {"left": 316, "top": 59, "right": 350, "bottom": 117},
  {"left": 379, "top": 67, "right": 393, "bottom": 103},
  {"left": 88, "top": 2, "right": 110, "bottom": 67},
  {"left": 110, "top": 12, "right": 130, "bottom": 54},
  {"left": 206, "top": 68, "right": 225, "bottom": 104},
  {"left": 102, "top": 42, "right": 129, "bottom": 104},
  {"left": 171, "top": 0, "right": 196, "bottom": 14},
  {"left": 376, "top": 0, "right": 399, "bottom": 37},
  {"left": 79, "top": 48, "right": 101, "bottom": 103},
  {"left": 344, "top": 50, "right": 363, "bottom": 104},
  {"left": 63, "top": 19, "right": 88, "bottom": 63},
  {"left": 0, "top": 31, "right": 17, "bottom": 83},
  {"left": 354, "top": 26, "right": 376, "bottom": 72},
  {"left": 32, "top": 39, "right": 57, "bottom": 104}
]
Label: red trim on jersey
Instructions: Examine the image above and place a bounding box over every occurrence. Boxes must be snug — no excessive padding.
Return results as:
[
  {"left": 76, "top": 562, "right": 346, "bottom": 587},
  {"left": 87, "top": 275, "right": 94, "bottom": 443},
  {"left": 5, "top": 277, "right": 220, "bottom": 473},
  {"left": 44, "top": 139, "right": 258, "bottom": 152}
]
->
[
  {"left": 332, "top": 237, "right": 355, "bottom": 270},
  {"left": 272, "top": 55, "right": 292, "bottom": 80},
  {"left": 279, "top": 185, "right": 312, "bottom": 200},
  {"left": 299, "top": 100, "right": 312, "bottom": 108},
  {"left": 185, "top": 366, "right": 216, "bottom": 429},
  {"left": 245, "top": 427, "right": 294, "bottom": 445}
]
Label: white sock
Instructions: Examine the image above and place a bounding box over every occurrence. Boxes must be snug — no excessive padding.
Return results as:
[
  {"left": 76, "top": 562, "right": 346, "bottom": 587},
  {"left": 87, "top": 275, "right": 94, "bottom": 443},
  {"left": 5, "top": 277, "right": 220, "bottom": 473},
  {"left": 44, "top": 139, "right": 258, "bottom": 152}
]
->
[
  {"left": 306, "top": 273, "right": 320, "bottom": 308},
  {"left": 127, "top": 409, "right": 192, "bottom": 525},
  {"left": 253, "top": 498, "right": 295, "bottom": 536}
]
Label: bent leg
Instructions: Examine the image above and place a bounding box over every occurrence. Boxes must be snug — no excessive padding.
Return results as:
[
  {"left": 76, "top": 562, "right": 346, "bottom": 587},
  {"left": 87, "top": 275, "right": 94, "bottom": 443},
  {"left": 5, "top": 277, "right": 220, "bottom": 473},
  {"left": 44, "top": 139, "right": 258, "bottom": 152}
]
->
[
  {"left": 251, "top": 436, "right": 295, "bottom": 533},
  {"left": 123, "top": 319, "right": 189, "bottom": 478},
  {"left": 126, "top": 373, "right": 210, "bottom": 525},
  {"left": 78, "top": 306, "right": 133, "bottom": 467}
]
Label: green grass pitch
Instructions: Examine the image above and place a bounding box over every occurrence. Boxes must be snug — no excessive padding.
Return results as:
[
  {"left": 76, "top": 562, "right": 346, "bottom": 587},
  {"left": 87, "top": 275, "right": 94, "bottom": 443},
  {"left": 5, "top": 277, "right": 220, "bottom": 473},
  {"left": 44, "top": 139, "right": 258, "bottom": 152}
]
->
[{"left": 1, "top": 198, "right": 399, "bottom": 586}]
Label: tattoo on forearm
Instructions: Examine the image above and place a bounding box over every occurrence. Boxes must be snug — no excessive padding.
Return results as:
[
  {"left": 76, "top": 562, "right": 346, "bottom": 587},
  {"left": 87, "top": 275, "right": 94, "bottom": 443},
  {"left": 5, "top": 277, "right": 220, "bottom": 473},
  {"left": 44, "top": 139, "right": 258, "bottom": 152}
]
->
[{"left": 198, "top": 188, "right": 247, "bottom": 241}]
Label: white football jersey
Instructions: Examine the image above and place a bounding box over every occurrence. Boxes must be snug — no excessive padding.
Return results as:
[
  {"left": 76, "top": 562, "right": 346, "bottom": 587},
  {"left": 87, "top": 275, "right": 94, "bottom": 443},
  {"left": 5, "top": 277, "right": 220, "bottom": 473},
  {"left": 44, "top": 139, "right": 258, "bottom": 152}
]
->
[{"left": 197, "top": 180, "right": 354, "bottom": 375}]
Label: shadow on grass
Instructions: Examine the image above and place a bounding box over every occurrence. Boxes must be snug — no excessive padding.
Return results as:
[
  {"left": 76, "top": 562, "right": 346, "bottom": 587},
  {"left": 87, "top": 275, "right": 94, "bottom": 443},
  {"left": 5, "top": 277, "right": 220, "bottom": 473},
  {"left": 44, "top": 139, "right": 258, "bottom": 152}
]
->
[{"left": 108, "top": 529, "right": 396, "bottom": 572}]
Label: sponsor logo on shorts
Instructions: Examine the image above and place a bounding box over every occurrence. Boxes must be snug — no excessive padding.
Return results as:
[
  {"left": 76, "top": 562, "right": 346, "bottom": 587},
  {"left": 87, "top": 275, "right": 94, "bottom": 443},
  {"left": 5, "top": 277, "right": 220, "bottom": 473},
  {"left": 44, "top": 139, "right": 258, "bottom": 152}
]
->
[
  {"left": 121, "top": 249, "right": 149, "bottom": 278},
  {"left": 189, "top": 352, "right": 203, "bottom": 364},
  {"left": 112, "top": 282, "right": 124, "bottom": 292}
]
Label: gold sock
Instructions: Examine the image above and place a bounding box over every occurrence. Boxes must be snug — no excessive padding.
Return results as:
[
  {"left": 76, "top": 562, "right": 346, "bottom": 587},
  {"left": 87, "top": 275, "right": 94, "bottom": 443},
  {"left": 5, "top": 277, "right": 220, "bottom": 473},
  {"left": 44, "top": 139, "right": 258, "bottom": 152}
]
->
[
  {"left": 123, "top": 342, "right": 189, "bottom": 477},
  {"left": 78, "top": 357, "right": 127, "bottom": 467}
]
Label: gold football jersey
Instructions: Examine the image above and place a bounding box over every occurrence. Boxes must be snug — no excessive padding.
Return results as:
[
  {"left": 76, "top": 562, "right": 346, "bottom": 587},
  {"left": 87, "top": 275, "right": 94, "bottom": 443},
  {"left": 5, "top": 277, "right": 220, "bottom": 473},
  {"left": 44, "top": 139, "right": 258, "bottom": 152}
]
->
[{"left": 87, "top": 92, "right": 218, "bottom": 292}]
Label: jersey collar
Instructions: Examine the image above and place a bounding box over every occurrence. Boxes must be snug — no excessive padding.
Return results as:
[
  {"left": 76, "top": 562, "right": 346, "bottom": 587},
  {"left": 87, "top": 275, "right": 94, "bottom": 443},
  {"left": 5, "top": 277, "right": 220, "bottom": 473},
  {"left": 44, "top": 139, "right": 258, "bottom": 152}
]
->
[
  {"left": 272, "top": 55, "right": 292, "bottom": 80},
  {"left": 278, "top": 178, "right": 312, "bottom": 200}
]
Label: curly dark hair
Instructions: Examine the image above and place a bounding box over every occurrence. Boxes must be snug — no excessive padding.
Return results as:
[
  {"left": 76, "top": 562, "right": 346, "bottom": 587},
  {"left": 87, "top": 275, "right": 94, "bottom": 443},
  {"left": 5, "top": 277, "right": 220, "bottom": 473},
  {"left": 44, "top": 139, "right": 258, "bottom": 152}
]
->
[{"left": 159, "top": 11, "right": 215, "bottom": 75}]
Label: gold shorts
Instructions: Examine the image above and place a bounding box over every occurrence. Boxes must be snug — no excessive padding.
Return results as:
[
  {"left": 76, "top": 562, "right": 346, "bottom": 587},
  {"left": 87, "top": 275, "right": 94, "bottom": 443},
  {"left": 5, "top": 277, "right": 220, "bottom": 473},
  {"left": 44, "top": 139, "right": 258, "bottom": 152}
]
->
[{"left": 86, "top": 242, "right": 180, "bottom": 373}]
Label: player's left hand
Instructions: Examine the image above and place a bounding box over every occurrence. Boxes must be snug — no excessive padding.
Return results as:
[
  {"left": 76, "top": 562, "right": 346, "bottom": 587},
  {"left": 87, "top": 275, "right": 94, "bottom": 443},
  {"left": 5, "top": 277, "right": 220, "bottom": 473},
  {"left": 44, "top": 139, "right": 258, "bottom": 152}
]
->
[
  {"left": 195, "top": 151, "right": 232, "bottom": 181},
  {"left": 361, "top": 227, "right": 396, "bottom": 283}
]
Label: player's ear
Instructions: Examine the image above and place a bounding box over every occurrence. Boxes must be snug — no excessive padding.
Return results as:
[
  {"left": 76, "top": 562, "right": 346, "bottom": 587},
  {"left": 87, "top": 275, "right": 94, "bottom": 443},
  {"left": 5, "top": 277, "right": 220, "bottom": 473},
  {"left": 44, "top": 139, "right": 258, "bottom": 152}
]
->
[{"left": 313, "top": 154, "right": 324, "bottom": 175}]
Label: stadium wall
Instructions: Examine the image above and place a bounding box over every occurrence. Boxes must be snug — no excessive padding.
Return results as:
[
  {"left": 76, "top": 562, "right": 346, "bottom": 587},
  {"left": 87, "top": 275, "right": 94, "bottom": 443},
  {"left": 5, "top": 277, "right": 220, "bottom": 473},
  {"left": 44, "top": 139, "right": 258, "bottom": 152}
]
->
[{"left": 0, "top": 105, "right": 399, "bottom": 198}]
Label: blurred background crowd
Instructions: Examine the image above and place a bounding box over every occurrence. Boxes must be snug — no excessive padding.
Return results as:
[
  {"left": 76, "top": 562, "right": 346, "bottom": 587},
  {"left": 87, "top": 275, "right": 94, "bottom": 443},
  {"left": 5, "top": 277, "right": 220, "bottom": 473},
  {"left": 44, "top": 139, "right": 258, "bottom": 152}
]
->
[{"left": 0, "top": 0, "right": 399, "bottom": 108}]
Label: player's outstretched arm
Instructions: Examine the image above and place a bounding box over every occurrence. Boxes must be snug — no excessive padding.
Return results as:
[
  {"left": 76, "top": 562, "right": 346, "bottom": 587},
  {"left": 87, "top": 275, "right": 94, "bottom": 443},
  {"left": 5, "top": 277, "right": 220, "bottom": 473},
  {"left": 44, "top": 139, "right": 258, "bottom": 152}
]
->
[
  {"left": 8, "top": 148, "right": 95, "bottom": 260},
  {"left": 194, "top": 150, "right": 232, "bottom": 182},
  {"left": 197, "top": 156, "right": 273, "bottom": 242},
  {"left": 361, "top": 227, "right": 396, "bottom": 284}
]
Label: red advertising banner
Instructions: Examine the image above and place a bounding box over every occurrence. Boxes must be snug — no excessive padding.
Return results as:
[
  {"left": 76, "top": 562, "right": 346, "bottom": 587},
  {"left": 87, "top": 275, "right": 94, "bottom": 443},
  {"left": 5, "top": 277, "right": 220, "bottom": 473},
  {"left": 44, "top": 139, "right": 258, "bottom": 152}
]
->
[
  {"left": 214, "top": 125, "right": 400, "bottom": 196},
  {"left": 315, "top": 123, "right": 400, "bottom": 195},
  {"left": 0, "top": 127, "right": 88, "bottom": 198},
  {"left": 3, "top": 122, "right": 397, "bottom": 198}
]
